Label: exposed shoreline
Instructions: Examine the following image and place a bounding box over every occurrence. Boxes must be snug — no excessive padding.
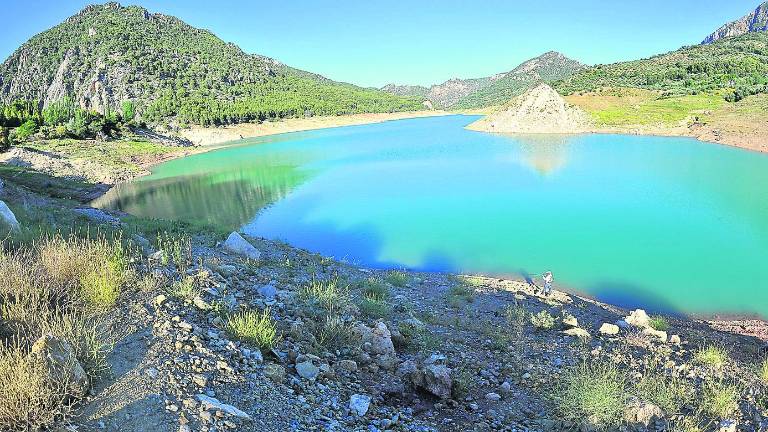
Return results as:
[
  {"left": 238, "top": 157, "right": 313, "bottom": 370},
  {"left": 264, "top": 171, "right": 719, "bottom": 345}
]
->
[{"left": 175, "top": 110, "right": 453, "bottom": 147}]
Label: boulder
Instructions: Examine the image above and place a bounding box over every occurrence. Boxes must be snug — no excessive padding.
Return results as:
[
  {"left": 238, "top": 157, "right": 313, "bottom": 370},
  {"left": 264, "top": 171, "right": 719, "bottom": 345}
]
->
[
  {"left": 349, "top": 394, "right": 371, "bottom": 416},
  {"left": 0, "top": 200, "right": 20, "bottom": 232},
  {"left": 624, "top": 309, "right": 651, "bottom": 328},
  {"left": 357, "top": 322, "right": 398, "bottom": 370},
  {"left": 599, "top": 323, "right": 620, "bottom": 335},
  {"left": 562, "top": 315, "right": 579, "bottom": 328},
  {"left": 669, "top": 334, "right": 681, "bottom": 345},
  {"left": 623, "top": 398, "right": 663, "bottom": 427},
  {"left": 30, "top": 334, "right": 89, "bottom": 398},
  {"left": 422, "top": 364, "right": 453, "bottom": 399},
  {"left": 222, "top": 232, "right": 261, "bottom": 261}
]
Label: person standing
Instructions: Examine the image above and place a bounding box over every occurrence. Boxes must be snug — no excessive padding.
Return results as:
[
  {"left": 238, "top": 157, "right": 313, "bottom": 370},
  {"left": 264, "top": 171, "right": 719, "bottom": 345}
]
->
[{"left": 542, "top": 271, "right": 554, "bottom": 296}]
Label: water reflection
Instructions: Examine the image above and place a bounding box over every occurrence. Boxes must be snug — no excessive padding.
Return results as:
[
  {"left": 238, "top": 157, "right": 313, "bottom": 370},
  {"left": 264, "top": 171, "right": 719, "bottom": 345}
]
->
[
  {"left": 511, "top": 134, "right": 573, "bottom": 176},
  {"left": 94, "top": 160, "right": 311, "bottom": 230}
]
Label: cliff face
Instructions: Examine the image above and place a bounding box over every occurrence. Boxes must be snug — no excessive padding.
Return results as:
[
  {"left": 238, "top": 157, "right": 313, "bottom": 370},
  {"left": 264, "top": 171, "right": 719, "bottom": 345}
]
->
[
  {"left": 466, "top": 83, "right": 590, "bottom": 134},
  {"left": 702, "top": 1, "right": 768, "bottom": 44}
]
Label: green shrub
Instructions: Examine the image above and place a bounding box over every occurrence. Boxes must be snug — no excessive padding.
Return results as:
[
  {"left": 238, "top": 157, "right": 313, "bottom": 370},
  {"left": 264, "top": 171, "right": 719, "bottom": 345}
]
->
[
  {"left": 156, "top": 231, "right": 192, "bottom": 271},
  {"left": 648, "top": 316, "right": 670, "bottom": 331},
  {"left": 226, "top": 309, "right": 280, "bottom": 350},
  {"left": 167, "top": 276, "right": 199, "bottom": 301},
  {"left": 299, "top": 277, "right": 349, "bottom": 312},
  {"left": 700, "top": 379, "right": 740, "bottom": 419},
  {"left": 447, "top": 283, "right": 474, "bottom": 308},
  {"left": 14, "top": 119, "right": 38, "bottom": 141},
  {"left": 359, "top": 297, "right": 391, "bottom": 318},
  {"left": 530, "top": 310, "right": 556, "bottom": 331},
  {"left": 385, "top": 270, "right": 409, "bottom": 287},
  {"left": 558, "top": 362, "right": 627, "bottom": 429},
  {"left": 694, "top": 346, "right": 729, "bottom": 370},
  {"left": 359, "top": 277, "right": 389, "bottom": 301},
  {"left": 313, "top": 315, "right": 357, "bottom": 350},
  {"left": 635, "top": 373, "right": 693, "bottom": 415},
  {"left": 760, "top": 358, "right": 768, "bottom": 384}
]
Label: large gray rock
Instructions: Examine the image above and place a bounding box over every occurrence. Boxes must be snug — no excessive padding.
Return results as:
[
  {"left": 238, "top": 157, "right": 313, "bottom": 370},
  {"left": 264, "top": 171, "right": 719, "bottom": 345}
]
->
[
  {"left": 30, "top": 334, "right": 89, "bottom": 398},
  {"left": 222, "top": 232, "right": 261, "bottom": 261},
  {"left": 296, "top": 360, "right": 320, "bottom": 380},
  {"left": 0, "top": 200, "right": 20, "bottom": 232},
  {"left": 421, "top": 364, "right": 453, "bottom": 399}
]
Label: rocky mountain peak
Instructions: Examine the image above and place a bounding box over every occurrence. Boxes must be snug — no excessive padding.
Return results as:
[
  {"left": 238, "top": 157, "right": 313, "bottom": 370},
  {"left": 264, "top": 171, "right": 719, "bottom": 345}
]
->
[{"left": 702, "top": 1, "right": 768, "bottom": 44}]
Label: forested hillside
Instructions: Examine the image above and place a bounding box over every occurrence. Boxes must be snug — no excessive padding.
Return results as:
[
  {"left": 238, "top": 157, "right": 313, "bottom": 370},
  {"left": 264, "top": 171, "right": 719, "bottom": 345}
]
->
[
  {"left": 0, "top": 2, "right": 423, "bottom": 130},
  {"left": 554, "top": 32, "right": 768, "bottom": 102}
]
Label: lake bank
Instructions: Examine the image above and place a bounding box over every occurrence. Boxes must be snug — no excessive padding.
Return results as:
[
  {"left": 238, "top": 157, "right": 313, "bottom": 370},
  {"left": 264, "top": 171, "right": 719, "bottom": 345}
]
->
[{"left": 175, "top": 110, "right": 453, "bottom": 147}]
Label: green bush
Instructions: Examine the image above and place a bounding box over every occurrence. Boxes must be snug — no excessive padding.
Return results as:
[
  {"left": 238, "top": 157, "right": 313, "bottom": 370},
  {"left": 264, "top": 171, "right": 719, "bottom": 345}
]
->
[
  {"left": 558, "top": 362, "right": 627, "bottom": 429},
  {"left": 530, "top": 310, "right": 556, "bottom": 331},
  {"left": 648, "top": 316, "right": 670, "bottom": 332},
  {"left": 385, "top": 270, "right": 409, "bottom": 287},
  {"left": 635, "top": 373, "right": 693, "bottom": 415},
  {"left": 700, "top": 379, "right": 740, "bottom": 419},
  {"left": 694, "top": 346, "right": 729, "bottom": 370},
  {"left": 760, "top": 358, "right": 768, "bottom": 384},
  {"left": 14, "top": 119, "right": 38, "bottom": 141},
  {"left": 226, "top": 308, "right": 280, "bottom": 350},
  {"left": 299, "top": 277, "right": 349, "bottom": 313}
]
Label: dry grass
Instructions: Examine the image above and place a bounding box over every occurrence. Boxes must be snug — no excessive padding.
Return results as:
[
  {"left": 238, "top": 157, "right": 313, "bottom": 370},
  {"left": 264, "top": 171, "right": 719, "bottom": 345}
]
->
[
  {"left": 694, "top": 346, "right": 729, "bottom": 371},
  {"left": 0, "top": 343, "right": 71, "bottom": 431},
  {"left": 0, "top": 234, "right": 123, "bottom": 429},
  {"left": 558, "top": 362, "right": 627, "bottom": 430},
  {"left": 299, "top": 277, "right": 350, "bottom": 313}
]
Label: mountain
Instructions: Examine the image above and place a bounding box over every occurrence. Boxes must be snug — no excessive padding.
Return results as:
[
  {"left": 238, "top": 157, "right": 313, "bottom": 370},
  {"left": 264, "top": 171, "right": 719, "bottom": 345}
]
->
[
  {"left": 381, "top": 51, "right": 584, "bottom": 109},
  {"left": 702, "top": 1, "right": 768, "bottom": 44},
  {"left": 0, "top": 2, "right": 423, "bottom": 127},
  {"left": 554, "top": 32, "right": 768, "bottom": 101},
  {"left": 466, "top": 83, "right": 590, "bottom": 134},
  {"left": 452, "top": 51, "right": 585, "bottom": 109}
]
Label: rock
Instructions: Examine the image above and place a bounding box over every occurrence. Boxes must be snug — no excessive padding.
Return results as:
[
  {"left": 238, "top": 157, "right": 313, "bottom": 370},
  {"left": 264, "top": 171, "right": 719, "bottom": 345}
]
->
[
  {"left": 485, "top": 392, "right": 501, "bottom": 401},
  {"left": 193, "top": 297, "right": 211, "bottom": 310},
  {"left": 154, "top": 294, "right": 168, "bottom": 306},
  {"left": 624, "top": 309, "right": 651, "bottom": 328},
  {"left": 562, "top": 327, "right": 591, "bottom": 341},
  {"left": 669, "top": 334, "right": 681, "bottom": 345},
  {"left": 30, "top": 334, "right": 89, "bottom": 397},
  {"left": 421, "top": 364, "right": 453, "bottom": 399},
  {"left": 336, "top": 359, "right": 358, "bottom": 374},
  {"left": 349, "top": 394, "right": 371, "bottom": 416},
  {"left": 257, "top": 284, "right": 277, "bottom": 299},
  {"left": 718, "top": 420, "right": 738, "bottom": 432},
  {"left": 0, "top": 200, "right": 20, "bottom": 232},
  {"left": 196, "top": 395, "right": 251, "bottom": 419},
  {"left": 264, "top": 363, "right": 285, "bottom": 383},
  {"left": 192, "top": 374, "right": 208, "bottom": 387},
  {"left": 642, "top": 327, "right": 668, "bottom": 343},
  {"left": 599, "top": 323, "right": 620, "bottom": 335},
  {"left": 615, "top": 320, "right": 631, "bottom": 330},
  {"left": 562, "top": 315, "right": 578, "bottom": 328},
  {"left": 370, "top": 322, "right": 396, "bottom": 357},
  {"left": 623, "top": 398, "right": 663, "bottom": 427},
  {"left": 73, "top": 207, "right": 120, "bottom": 225},
  {"left": 222, "top": 232, "right": 261, "bottom": 261},
  {"left": 296, "top": 360, "right": 320, "bottom": 380}
]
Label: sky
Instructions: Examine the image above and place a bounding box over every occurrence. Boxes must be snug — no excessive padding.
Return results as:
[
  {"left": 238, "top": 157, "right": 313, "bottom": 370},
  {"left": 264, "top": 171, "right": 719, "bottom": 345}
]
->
[{"left": 0, "top": 0, "right": 761, "bottom": 88}]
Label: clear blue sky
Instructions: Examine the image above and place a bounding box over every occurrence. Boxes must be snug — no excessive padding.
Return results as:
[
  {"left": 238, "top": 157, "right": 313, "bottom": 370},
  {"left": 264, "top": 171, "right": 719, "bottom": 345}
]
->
[{"left": 0, "top": 0, "right": 761, "bottom": 88}]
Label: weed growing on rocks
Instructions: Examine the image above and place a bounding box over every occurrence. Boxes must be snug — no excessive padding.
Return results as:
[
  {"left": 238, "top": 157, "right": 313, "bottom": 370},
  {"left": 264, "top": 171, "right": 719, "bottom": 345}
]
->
[
  {"left": 530, "top": 310, "right": 556, "bottom": 331},
  {"left": 385, "top": 270, "right": 409, "bottom": 287},
  {"left": 694, "top": 345, "right": 729, "bottom": 370},
  {"left": 299, "top": 277, "right": 350, "bottom": 313},
  {"left": 226, "top": 308, "right": 280, "bottom": 350},
  {"left": 699, "top": 379, "right": 740, "bottom": 419},
  {"left": 635, "top": 373, "right": 693, "bottom": 415},
  {"left": 648, "top": 315, "right": 670, "bottom": 332},
  {"left": 558, "top": 362, "right": 627, "bottom": 430}
]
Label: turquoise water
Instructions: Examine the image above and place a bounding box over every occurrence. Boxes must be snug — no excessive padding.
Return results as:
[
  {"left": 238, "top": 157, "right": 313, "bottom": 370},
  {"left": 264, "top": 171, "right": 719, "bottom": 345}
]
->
[{"left": 94, "top": 115, "right": 768, "bottom": 318}]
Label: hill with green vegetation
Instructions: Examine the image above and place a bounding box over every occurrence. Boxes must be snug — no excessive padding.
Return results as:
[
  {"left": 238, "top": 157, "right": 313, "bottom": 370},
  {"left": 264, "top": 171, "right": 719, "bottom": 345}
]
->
[
  {"left": 452, "top": 51, "right": 585, "bottom": 109},
  {"left": 702, "top": 1, "right": 768, "bottom": 44},
  {"left": 553, "top": 32, "right": 768, "bottom": 102},
  {"left": 381, "top": 51, "right": 584, "bottom": 109},
  {"left": 0, "top": 2, "right": 423, "bottom": 133}
]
